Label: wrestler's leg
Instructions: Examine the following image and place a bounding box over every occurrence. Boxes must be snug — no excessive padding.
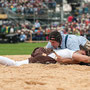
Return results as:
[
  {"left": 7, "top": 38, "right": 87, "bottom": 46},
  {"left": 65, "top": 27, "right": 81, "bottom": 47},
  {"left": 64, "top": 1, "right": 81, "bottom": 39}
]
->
[
  {"left": 15, "top": 59, "right": 29, "bottom": 66},
  {"left": 0, "top": 56, "right": 16, "bottom": 66},
  {"left": 0, "top": 56, "right": 29, "bottom": 66},
  {"left": 72, "top": 53, "right": 90, "bottom": 63}
]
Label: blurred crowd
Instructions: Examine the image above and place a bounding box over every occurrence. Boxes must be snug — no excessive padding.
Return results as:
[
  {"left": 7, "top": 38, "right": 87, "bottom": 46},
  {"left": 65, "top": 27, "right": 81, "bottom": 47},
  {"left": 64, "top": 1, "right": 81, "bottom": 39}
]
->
[
  {"left": 0, "top": 0, "right": 56, "bottom": 15},
  {"left": 0, "top": 13, "right": 90, "bottom": 42},
  {"left": 0, "top": 0, "right": 90, "bottom": 42},
  {"left": 61, "top": 13, "right": 90, "bottom": 36}
]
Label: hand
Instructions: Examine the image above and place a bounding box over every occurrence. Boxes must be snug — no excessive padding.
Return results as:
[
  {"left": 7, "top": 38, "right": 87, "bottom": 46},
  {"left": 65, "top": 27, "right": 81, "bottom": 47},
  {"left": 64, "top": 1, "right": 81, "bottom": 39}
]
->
[
  {"left": 42, "top": 53, "right": 47, "bottom": 56},
  {"left": 54, "top": 51, "right": 62, "bottom": 62}
]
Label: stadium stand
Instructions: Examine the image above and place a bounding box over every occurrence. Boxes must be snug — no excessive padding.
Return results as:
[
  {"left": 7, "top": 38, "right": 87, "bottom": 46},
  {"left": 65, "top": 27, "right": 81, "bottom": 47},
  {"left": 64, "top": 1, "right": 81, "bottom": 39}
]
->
[{"left": 0, "top": 0, "right": 89, "bottom": 43}]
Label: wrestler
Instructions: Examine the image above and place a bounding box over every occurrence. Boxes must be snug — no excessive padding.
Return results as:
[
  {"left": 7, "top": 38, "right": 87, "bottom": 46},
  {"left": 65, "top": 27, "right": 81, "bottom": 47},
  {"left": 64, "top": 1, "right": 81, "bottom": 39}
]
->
[{"left": 0, "top": 47, "right": 90, "bottom": 66}]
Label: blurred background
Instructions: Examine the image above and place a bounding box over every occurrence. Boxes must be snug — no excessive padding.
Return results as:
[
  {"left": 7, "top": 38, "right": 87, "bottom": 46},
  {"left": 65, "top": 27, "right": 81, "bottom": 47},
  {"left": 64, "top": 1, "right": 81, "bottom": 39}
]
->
[{"left": 0, "top": 0, "right": 89, "bottom": 43}]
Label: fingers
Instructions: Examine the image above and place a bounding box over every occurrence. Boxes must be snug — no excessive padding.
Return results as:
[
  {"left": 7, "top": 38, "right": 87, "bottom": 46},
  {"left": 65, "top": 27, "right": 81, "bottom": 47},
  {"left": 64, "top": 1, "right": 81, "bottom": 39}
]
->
[{"left": 53, "top": 51, "right": 62, "bottom": 59}]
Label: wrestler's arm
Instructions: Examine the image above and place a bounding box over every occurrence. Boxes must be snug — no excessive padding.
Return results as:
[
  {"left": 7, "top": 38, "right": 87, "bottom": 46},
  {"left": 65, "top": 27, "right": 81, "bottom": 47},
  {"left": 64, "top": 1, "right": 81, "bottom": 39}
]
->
[
  {"left": 56, "top": 52, "right": 90, "bottom": 64},
  {"left": 56, "top": 57, "right": 79, "bottom": 64},
  {"left": 54, "top": 51, "right": 78, "bottom": 64},
  {"left": 72, "top": 53, "right": 90, "bottom": 63},
  {"left": 75, "top": 50, "right": 86, "bottom": 55}
]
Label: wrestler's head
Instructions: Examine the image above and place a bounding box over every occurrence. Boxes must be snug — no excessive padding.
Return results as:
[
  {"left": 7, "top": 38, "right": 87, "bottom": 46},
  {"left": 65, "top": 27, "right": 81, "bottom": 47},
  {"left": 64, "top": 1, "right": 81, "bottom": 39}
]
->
[{"left": 49, "top": 31, "right": 62, "bottom": 49}]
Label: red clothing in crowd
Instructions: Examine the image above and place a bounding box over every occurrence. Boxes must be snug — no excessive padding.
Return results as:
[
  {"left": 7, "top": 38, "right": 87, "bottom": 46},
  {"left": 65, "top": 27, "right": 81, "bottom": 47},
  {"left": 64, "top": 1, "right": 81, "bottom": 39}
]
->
[{"left": 68, "top": 16, "right": 73, "bottom": 22}]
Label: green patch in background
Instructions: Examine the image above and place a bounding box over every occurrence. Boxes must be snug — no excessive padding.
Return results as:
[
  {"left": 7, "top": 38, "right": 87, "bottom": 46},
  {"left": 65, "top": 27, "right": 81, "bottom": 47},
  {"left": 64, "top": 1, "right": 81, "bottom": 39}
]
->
[{"left": 0, "top": 42, "right": 47, "bottom": 55}]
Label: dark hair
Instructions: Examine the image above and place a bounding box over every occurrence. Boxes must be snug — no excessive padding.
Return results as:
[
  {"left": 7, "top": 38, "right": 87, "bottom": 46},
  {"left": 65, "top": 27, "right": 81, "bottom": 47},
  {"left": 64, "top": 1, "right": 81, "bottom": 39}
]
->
[{"left": 49, "top": 31, "right": 62, "bottom": 44}]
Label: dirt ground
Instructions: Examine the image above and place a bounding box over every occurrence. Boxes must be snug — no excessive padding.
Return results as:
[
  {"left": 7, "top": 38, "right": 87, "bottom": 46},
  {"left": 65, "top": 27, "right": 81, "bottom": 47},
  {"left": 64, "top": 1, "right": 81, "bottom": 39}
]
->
[{"left": 0, "top": 55, "right": 90, "bottom": 90}]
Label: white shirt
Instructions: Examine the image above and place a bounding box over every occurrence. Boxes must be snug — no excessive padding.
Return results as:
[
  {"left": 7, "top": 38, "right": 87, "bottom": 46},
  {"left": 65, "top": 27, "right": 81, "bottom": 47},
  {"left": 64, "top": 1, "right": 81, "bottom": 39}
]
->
[
  {"left": 46, "top": 32, "right": 87, "bottom": 51},
  {"left": 48, "top": 49, "right": 75, "bottom": 59}
]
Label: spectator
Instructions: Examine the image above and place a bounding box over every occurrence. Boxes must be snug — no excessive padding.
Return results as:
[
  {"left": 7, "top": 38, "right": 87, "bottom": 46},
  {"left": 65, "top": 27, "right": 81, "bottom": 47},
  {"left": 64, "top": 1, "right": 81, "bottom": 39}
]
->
[
  {"left": 19, "top": 32, "right": 27, "bottom": 42},
  {"left": 67, "top": 15, "right": 73, "bottom": 23},
  {"left": 34, "top": 20, "right": 41, "bottom": 30},
  {"left": 1, "top": 25, "right": 6, "bottom": 33}
]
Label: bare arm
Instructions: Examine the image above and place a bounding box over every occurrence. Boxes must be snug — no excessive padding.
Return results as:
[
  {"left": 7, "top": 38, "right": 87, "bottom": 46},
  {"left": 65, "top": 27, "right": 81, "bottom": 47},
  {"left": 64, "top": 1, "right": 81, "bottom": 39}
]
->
[
  {"left": 56, "top": 57, "right": 79, "bottom": 64},
  {"left": 56, "top": 52, "right": 90, "bottom": 64},
  {"left": 54, "top": 51, "right": 79, "bottom": 64},
  {"left": 72, "top": 53, "right": 90, "bottom": 63},
  {"left": 75, "top": 50, "right": 86, "bottom": 55}
]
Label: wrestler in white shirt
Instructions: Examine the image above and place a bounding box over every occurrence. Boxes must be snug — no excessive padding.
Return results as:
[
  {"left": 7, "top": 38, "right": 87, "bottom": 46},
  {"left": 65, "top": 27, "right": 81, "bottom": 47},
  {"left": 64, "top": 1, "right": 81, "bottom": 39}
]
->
[{"left": 0, "top": 48, "right": 90, "bottom": 66}]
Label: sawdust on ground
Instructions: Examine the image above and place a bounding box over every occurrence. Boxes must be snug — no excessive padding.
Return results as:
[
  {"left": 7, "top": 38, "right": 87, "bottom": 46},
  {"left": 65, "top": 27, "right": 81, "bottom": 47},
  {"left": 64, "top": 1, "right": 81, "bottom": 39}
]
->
[{"left": 0, "top": 55, "right": 90, "bottom": 90}]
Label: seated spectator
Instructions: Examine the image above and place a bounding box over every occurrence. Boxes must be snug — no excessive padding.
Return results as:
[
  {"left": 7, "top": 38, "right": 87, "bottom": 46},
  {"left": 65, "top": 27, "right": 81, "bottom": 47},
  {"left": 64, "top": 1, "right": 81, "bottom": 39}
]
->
[
  {"left": 1, "top": 25, "right": 6, "bottom": 34},
  {"left": 10, "top": 26, "right": 15, "bottom": 33},
  {"left": 29, "top": 5, "right": 34, "bottom": 14},
  {"left": 19, "top": 32, "right": 27, "bottom": 42},
  {"left": 38, "top": 6, "right": 44, "bottom": 15},
  {"left": 11, "top": 6, "right": 17, "bottom": 13},
  {"left": 83, "top": 5, "right": 89, "bottom": 14},
  {"left": 34, "top": 20, "right": 41, "bottom": 30}
]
